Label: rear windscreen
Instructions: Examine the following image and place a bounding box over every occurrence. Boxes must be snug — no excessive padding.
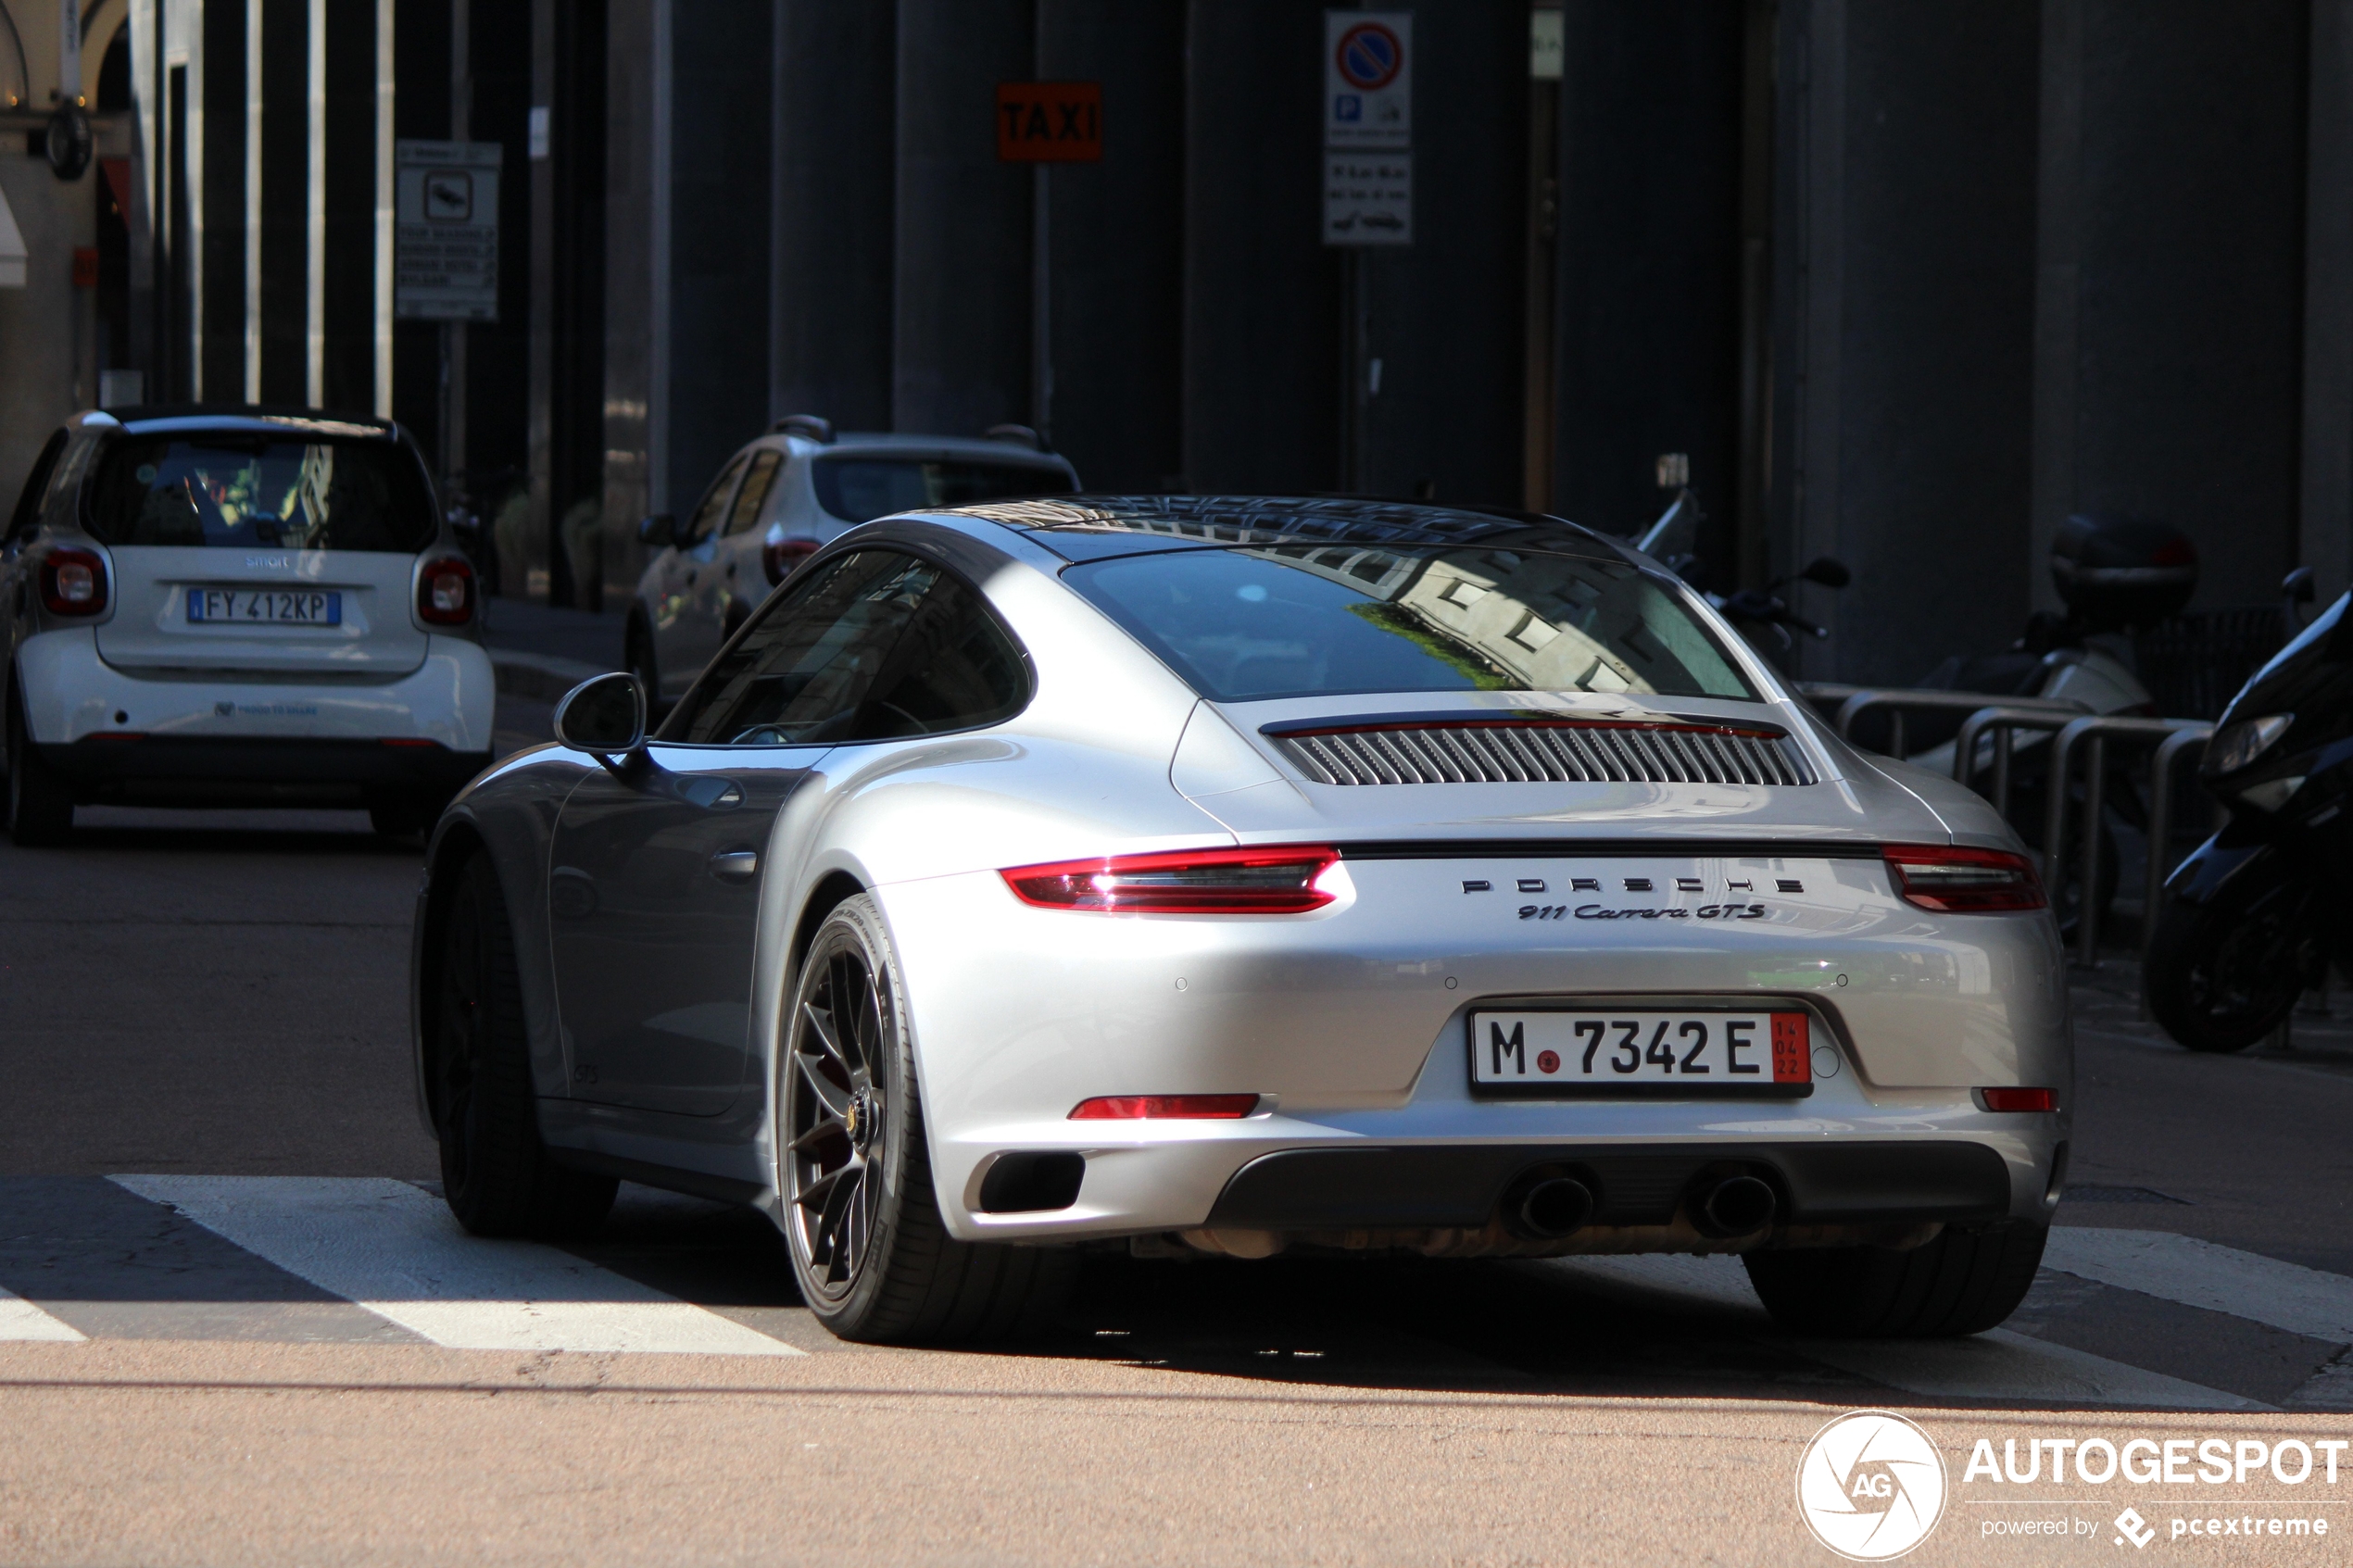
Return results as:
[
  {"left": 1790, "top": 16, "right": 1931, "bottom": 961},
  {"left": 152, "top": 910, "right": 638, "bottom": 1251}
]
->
[
  {"left": 1064, "top": 545, "right": 1756, "bottom": 703},
  {"left": 86, "top": 435, "right": 436, "bottom": 552},
  {"left": 812, "top": 456, "right": 1069, "bottom": 525}
]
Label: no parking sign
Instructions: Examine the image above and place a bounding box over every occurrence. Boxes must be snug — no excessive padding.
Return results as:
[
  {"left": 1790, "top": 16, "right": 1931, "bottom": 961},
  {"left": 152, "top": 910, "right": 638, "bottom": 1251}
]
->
[
  {"left": 1325, "top": 12, "right": 1411, "bottom": 149},
  {"left": 1325, "top": 11, "right": 1411, "bottom": 245}
]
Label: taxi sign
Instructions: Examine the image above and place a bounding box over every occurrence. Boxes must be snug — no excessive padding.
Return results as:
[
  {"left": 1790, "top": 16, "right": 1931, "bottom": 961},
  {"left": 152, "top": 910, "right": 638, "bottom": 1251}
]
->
[{"left": 998, "top": 82, "right": 1102, "bottom": 163}]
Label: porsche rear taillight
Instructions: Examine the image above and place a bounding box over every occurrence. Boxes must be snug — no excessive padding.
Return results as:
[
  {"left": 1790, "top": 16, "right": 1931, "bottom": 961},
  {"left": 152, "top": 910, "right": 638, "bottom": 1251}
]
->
[
  {"left": 39, "top": 546, "right": 107, "bottom": 615},
  {"left": 417, "top": 555, "right": 475, "bottom": 626},
  {"left": 1881, "top": 844, "right": 2045, "bottom": 912},
  {"left": 1000, "top": 846, "right": 1341, "bottom": 914}
]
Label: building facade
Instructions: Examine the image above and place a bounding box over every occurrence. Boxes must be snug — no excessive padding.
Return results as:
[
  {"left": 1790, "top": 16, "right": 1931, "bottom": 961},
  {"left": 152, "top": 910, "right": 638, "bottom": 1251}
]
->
[{"left": 11, "top": 0, "right": 2350, "bottom": 686}]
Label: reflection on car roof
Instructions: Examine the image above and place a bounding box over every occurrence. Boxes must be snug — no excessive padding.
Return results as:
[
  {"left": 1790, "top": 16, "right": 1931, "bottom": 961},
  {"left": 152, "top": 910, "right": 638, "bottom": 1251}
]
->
[{"left": 950, "top": 495, "right": 1628, "bottom": 558}]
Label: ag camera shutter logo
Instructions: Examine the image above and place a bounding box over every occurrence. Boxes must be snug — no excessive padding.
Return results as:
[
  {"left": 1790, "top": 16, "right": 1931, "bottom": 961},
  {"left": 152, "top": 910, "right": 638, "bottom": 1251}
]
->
[{"left": 1796, "top": 1410, "right": 1947, "bottom": 1560}]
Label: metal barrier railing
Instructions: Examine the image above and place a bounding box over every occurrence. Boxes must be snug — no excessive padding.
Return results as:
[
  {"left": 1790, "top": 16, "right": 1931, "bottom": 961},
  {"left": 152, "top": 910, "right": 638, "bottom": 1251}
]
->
[
  {"left": 1828, "top": 688, "right": 2087, "bottom": 761},
  {"left": 2139, "top": 727, "right": 2216, "bottom": 1005},
  {"left": 1948, "top": 707, "right": 2083, "bottom": 818},
  {"left": 2038, "top": 715, "right": 2214, "bottom": 969}
]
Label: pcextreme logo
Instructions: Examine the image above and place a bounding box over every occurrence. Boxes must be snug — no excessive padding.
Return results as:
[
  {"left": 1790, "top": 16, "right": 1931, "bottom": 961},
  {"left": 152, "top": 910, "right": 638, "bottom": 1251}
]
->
[{"left": 1796, "top": 1410, "right": 1949, "bottom": 1561}]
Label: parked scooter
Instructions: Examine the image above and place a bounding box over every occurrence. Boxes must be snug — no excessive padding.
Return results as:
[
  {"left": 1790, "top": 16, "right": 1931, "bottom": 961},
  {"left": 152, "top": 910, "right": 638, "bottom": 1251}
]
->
[{"left": 2145, "top": 571, "right": 2347, "bottom": 1052}]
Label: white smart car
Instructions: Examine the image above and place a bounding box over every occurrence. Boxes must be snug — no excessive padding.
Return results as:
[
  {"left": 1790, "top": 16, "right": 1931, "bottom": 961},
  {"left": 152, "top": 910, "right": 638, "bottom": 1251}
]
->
[
  {"left": 624, "top": 418, "right": 1077, "bottom": 708},
  {"left": 0, "top": 406, "right": 496, "bottom": 844}
]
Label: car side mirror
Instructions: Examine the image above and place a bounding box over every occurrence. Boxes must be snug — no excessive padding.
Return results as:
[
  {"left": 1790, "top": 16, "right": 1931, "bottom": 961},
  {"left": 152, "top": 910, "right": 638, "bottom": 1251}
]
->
[
  {"left": 553, "top": 672, "right": 647, "bottom": 755},
  {"left": 1800, "top": 557, "right": 1851, "bottom": 590},
  {"left": 2284, "top": 566, "right": 2317, "bottom": 605},
  {"left": 637, "top": 512, "right": 675, "bottom": 548}
]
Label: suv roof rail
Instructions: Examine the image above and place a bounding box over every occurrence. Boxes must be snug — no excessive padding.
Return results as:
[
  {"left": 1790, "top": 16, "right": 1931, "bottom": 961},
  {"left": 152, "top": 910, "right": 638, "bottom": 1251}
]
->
[
  {"left": 985, "top": 422, "right": 1047, "bottom": 452},
  {"left": 771, "top": 413, "right": 835, "bottom": 444}
]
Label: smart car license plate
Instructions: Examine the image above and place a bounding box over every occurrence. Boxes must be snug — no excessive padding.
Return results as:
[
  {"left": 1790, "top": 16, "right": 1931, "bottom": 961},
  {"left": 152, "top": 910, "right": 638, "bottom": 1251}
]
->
[
  {"left": 1470, "top": 1010, "right": 1811, "bottom": 1089},
  {"left": 187, "top": 588, "right": 341, "bottom": 625}
]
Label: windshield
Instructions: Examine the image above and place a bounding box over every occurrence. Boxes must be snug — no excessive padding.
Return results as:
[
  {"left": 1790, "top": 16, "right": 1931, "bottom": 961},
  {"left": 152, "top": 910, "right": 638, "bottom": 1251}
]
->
[
  {"left": 812, "top": 456, "right": 1069, "bottom": 525},
  {"left": 86, "top": 435, "right": 436, "bottom": 552},
  {"left": 1064, "top": 545, "right": 1755, "bottom": 703}
]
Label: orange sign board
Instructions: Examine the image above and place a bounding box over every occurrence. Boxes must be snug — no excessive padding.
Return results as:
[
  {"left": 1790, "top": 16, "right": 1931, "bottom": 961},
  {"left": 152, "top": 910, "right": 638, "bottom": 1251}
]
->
[{"left": 998, "top": 82, "right": 1101, "bottom": 163}]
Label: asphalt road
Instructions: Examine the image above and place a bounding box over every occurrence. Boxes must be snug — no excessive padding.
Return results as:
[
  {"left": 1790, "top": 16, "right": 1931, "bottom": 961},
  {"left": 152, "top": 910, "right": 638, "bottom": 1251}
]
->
[{"left": 5, "top": 696, "right": 2353, "bottom": 1564}]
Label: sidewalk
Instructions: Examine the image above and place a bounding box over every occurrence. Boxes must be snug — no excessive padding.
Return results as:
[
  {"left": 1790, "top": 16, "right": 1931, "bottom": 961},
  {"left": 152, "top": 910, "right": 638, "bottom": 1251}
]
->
[{"left": 477, "top": 596, "right": 622, "bottom": 703}]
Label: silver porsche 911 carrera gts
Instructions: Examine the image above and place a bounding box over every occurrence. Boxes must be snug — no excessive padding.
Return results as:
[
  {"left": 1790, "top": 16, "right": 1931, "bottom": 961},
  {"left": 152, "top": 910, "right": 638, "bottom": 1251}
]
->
[{"left": 410, "top": 496, "right": 2068, "bottom": 1344}]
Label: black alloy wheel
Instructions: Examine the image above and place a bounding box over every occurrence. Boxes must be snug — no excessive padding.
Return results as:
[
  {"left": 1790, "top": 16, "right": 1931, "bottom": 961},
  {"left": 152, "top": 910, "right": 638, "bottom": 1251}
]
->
[
  {"left": 434, "top": 851, "right": 615, "bottom": 1236},
  {"left": 2143, "top": 880, "right": 2317, "bottom": 1053},
  {"left": 778, "top": 895, "right": 1076, "bottom": 1343},
  {"left": 785, "top": 935, "right": 891, "bottom": 1303}
]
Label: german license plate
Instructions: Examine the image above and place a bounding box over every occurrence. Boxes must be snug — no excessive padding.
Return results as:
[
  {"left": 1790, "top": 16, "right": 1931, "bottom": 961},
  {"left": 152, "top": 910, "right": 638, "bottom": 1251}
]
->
[
  {"left": 1471, "top": 1010, "right": 1811, "bottom": 1088},
  {"left": 187, "top": 588, "right": 341, "bottom": 625}
]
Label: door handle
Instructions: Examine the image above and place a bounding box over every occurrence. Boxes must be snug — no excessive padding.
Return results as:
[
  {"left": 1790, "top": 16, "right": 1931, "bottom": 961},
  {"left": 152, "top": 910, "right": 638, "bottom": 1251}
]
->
[{"left": 707, "top": 849, "right": 759, "bottom": 883}]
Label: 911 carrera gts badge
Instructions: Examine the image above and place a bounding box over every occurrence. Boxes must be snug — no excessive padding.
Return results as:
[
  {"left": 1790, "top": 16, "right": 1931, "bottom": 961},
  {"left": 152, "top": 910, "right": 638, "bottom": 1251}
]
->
[{"left": 1520, "top": 903, "right": 1768, "bottom": 921}]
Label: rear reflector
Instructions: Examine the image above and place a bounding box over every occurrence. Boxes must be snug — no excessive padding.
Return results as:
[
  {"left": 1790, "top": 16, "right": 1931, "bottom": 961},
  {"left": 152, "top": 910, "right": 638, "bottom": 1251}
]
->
[
  {"left": 1979, "top": 1087, "right": 2057, "bottom": 1113},
  {"left": 1069, "top": 1095, "right": 1260, "bottom": 1120},
  {"left": 1881, "top": 844, "right": 2045, "bottom": 912},
  {"left": 1001, "top": 845, "right": 1340, "bottom": 914}
]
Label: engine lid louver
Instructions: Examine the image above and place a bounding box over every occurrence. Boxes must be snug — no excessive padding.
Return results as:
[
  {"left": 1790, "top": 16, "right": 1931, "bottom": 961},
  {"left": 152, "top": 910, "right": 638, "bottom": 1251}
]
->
[{"left": 1268, "top": 718, "right": 1817, "bottom": 788}]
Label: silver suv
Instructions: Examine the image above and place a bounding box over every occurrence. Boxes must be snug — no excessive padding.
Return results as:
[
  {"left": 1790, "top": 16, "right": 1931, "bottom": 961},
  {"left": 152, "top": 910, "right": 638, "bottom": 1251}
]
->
[{"left": 624, "top": 419, "right": 1077, "bottom": 707}]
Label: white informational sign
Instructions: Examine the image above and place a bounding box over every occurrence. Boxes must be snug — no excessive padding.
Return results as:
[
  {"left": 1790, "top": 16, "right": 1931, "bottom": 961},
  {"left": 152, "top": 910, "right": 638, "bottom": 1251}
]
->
[
  {"left": 1324, "top": 154, "right": 1413, "bottom": 245},
  {"left": 1324, "top": 12, "right": 1411, "bottom": 246},
  {"left": 1324, "top": 11, "right": 1411, "bottom": 148},
  {"left": 395, "top": 140, "right": 501, "bottom": 322}
]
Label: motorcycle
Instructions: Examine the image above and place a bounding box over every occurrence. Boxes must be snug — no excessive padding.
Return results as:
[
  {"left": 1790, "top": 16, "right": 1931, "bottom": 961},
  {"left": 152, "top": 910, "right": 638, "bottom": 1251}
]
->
[
  {"left": 1636, "top": 487, "right": 1850, "bottom": 655},
  {"left": 2144, "top": 570, "right": 2344, "bottom": 1052}
]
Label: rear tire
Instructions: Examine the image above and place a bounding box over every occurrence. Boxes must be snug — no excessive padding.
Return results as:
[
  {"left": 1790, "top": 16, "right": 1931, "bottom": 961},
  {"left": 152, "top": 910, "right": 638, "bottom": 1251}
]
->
[
  {"left": 778, "top": 894, "right": 1076, "bottom": 1344},
  {"left": 1743, "top": 1221, "right": 2047, "bottom": 1337},
  {"left": 5, "top": 686, "right": 73, "bottom": 847},
  {"left": 431, "top": 850, "right": 616, "bottom": 1238}
]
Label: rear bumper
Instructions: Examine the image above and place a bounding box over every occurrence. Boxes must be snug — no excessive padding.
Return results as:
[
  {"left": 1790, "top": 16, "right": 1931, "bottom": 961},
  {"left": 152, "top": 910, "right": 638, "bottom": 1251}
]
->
[
  {"left": 36, "top": 734, "right": 490, "bottom": 805},
  {"left": 14, "top": 627, "right": 496, "bottom": 752}
]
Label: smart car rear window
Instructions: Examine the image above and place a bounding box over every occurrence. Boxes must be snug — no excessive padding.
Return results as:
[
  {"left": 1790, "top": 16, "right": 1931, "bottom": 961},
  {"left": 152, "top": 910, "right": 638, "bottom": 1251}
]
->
[
  {"left": 86, "top": 435, "right": 435, "bottom": 552},
  {"left": 812, "top": 457, "right": 1070, "bottom": 525},
  {"left": 1064, "top": 545, "right": 1756, "bottom": 703}
]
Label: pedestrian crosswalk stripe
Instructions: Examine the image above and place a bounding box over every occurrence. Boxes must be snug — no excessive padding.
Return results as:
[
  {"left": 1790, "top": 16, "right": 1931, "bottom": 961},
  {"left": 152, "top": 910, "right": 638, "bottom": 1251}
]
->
[
  {"left": 1552, "top": 1251, "right": 2263, "bottom": 1409},
  {"left": 0, "top": 1284, "right": 85, "bottom": 1342},
  {"left": 2044, "top": 1227, "right": 2353, "bottom": 1343},
  {"left": 108, "top": 1175, "right": 803, "bottom": 1357}
]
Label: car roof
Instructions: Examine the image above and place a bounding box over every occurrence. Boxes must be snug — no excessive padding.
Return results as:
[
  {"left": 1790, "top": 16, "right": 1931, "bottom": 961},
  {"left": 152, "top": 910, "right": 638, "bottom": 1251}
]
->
[
  {"left": 767, "top": 430, "right": 1076, "bottom": 466},
  {"left": 940, "top": 494, "right": 1637, "bottom": 564},
  {"left": 76, "top": 404, "right": 401, "bottom": 441}
]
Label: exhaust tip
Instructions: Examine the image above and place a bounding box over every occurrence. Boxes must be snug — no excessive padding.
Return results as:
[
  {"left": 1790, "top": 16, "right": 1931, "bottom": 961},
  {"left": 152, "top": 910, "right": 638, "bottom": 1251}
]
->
[
  {"left": 1696, "top": 1173, "right": 1778, "bottom": 1237},
  {"left": 1512, "top": 1175, "right": 1595, "bottom": 1239}
]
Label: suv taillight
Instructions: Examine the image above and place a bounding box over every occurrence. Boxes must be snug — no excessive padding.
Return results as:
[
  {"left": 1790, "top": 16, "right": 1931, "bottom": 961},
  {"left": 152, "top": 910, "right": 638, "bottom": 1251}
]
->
[
  {"left": 39, "top": 546, "right": 107, "bottom": 615},
  {"left": 417, "top": 556, "right": 475, "bottom": 626},
  {"left": 1881, "top": 845, "right": 2045, "bottom": 912},
  {"left": 1000, "top": 846, "right": 1341, "bottom": 914},
  {"left": 762, "top": 535, "right": 821, "bottom": 585}
]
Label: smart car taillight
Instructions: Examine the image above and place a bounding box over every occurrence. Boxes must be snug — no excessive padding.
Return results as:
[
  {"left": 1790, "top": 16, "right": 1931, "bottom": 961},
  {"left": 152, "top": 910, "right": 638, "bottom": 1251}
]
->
[
  {"left": 1000, "top": 846, "right": 1341, "bottom": 914},
  {"left": 1881, "top": 844, "right": 2045, "bottom": 912},
  {"left": 1069, "top": 1095, "right": 1261, "bottom": 1120},
  {"left": 762, "top": 535, "right": 821, "bottom": 585},
  {"left": 39, "top": 546, "right": 106, "bottom": 615},
  {"left": 417, "top": 555, "right": 475, "bottom": 626}
]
